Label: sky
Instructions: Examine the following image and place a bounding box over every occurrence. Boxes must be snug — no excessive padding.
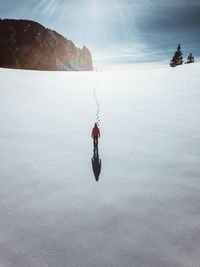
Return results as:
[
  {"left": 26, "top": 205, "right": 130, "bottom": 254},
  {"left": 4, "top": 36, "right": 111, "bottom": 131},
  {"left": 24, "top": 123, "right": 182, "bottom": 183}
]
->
[{"left": 0, "top": 0, "right": 200, "bottom": 68}]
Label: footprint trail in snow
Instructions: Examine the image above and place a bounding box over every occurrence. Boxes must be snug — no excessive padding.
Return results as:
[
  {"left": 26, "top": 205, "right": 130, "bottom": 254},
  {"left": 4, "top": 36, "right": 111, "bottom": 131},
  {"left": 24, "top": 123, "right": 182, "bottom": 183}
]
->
[{"left": 93, "top": 75, "right": 101, "bottom": 126}]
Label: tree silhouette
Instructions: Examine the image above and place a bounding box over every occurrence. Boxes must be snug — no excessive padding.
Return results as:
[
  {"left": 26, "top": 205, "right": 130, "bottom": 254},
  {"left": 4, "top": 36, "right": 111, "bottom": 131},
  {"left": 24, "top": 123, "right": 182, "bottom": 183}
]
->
[
  {"left": 187, "top": 52, "right": 194, "bottom": 64},
  {"left": 170, "top": 44, "right": 183, "bottom": 67}
]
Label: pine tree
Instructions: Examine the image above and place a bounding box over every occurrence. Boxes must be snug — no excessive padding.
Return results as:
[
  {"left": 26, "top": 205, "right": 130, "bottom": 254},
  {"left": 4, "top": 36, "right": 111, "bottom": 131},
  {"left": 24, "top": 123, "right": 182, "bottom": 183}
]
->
[
  {"left": 170, "top": 44, "right": 183, "bottom": 67},
  {"left": 187, "top": 52, "right": 194, "bottom": 64}
]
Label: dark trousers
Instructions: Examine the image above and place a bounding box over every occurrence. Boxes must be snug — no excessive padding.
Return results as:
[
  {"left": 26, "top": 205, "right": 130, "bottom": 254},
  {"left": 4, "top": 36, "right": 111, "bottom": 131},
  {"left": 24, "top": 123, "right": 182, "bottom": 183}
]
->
[{"left": 93, "top": 136, "right": 98, "bottom": 147}]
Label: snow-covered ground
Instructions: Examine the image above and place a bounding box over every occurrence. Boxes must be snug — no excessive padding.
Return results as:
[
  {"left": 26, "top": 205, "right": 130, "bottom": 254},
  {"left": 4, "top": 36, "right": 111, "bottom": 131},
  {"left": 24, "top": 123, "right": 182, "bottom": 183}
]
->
[{"left": 0, "top": 63, "right": 200, "bottom": 267}]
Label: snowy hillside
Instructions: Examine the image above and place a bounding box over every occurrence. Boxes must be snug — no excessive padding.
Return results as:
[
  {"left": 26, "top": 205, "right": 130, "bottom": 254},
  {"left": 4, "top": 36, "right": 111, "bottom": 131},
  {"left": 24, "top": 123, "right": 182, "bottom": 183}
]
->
[{"left": 0, "top": 63, "right": 200, "bottom": 267}]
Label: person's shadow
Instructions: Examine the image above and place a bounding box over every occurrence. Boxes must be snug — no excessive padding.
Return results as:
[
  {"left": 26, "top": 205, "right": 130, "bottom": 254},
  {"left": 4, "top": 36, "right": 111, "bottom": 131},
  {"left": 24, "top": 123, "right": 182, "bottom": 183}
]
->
[{"left": 91, "top": 145, "right": 101, "bottom": 182}]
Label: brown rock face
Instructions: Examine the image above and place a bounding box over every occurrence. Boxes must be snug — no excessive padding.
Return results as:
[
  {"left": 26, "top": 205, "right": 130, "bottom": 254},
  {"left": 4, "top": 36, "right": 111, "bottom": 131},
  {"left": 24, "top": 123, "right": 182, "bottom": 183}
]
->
[{"left": 0, "top": 19, "right": 93, "bottom": 71}]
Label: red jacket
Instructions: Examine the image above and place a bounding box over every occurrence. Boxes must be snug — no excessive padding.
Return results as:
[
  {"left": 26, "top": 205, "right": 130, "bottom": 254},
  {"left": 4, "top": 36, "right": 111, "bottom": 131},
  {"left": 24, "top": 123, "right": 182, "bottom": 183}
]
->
[{"left": 92, "top": 126, "right": 100, "bottom": 137}]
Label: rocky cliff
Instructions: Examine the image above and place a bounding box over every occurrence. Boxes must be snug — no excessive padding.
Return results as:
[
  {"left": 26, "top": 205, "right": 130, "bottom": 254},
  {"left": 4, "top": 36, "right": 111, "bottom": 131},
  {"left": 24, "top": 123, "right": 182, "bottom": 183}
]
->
[{"left": 0, "top": 19, "right": 93, "bottom": 71}]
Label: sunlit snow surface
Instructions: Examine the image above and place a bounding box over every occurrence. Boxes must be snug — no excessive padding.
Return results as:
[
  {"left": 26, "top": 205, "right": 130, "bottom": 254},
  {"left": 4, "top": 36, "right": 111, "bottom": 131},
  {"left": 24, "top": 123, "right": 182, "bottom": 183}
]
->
[{"left": 0, "top": 64, "right": 200, "bottom": 267}]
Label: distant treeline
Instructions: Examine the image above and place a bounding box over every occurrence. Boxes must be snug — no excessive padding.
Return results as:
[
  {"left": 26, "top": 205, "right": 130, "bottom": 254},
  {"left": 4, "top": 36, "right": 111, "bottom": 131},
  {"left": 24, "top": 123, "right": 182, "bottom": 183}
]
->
[{"left": 170, "top": 44, "right": 194, "bottom": 67}]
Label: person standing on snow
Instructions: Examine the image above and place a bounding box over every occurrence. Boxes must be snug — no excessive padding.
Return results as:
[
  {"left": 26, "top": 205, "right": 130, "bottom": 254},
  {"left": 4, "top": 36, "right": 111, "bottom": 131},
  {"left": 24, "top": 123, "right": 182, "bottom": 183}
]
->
[{"left": 91, "top": 123, "right": 100, "bottom": 147}]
